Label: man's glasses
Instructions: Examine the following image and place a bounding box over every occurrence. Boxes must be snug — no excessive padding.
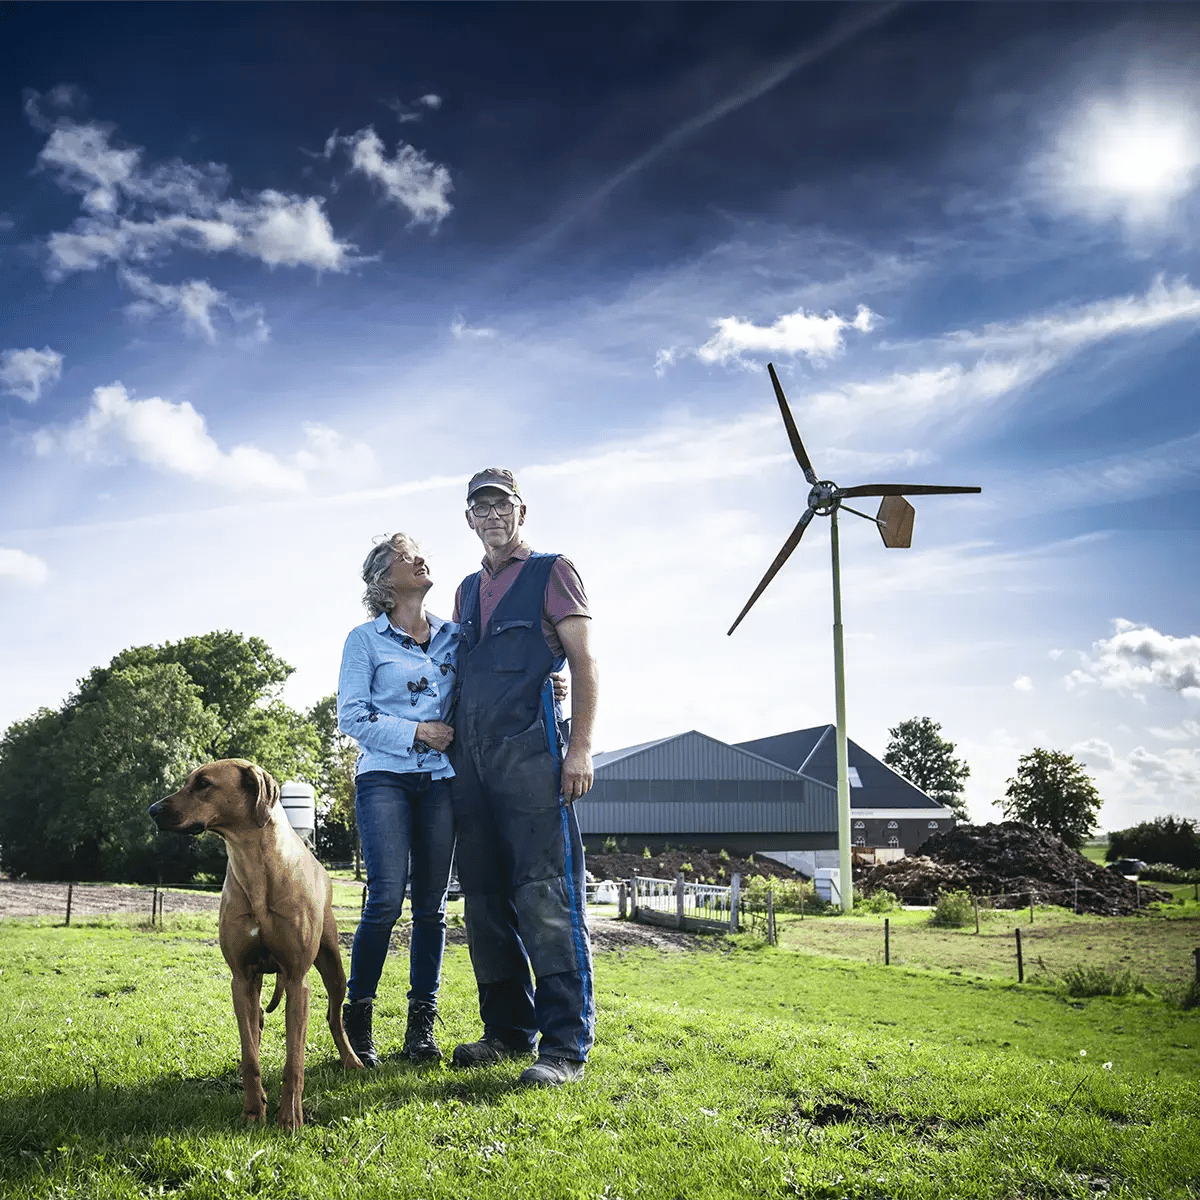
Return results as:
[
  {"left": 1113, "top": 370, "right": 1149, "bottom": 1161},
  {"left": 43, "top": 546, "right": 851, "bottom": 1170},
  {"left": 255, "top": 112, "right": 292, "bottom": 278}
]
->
[{"left": 469, "top": 499, "right": 516, "bottom": 517}]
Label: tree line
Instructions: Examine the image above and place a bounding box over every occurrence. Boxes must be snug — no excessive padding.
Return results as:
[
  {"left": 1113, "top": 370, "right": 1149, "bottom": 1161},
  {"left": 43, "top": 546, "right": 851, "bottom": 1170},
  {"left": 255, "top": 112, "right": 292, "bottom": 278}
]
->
[
  {"left": 0, "top": 632, "right": 355, "bottom": 885},
  {"left": 2, "top": 636, "right": 1190, "bottom": 883}
]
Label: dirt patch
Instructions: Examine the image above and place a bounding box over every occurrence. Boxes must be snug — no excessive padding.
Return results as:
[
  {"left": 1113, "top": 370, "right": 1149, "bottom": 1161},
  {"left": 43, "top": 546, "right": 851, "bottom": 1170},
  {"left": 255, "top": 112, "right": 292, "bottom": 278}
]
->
[
  {"left": 0, "top": 879, "right": 221, "bottom": 920},
  {"left": 343, "top": 915, "right": 715, "bottom": 956},
  {"left": 860, "top": 823, "right": 1170, "bottom": 916}
]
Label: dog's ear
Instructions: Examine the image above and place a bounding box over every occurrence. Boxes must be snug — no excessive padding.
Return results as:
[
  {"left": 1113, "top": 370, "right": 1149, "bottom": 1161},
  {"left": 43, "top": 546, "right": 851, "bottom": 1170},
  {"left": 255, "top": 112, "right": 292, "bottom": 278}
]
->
[{"left": 241, "top": 763, "right": 280, "bottom": 827}]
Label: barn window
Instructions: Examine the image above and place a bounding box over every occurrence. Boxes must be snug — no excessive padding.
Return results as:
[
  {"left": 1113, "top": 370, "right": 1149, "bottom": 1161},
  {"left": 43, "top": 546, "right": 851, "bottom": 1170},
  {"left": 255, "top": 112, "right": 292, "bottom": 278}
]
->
[
  {"left": 853, "top": 836, "right": 866, "bottom": 847},
  {"left": 853, "top": 820, "right": 865, "bottom": 829},
  {"left": 927, "top": 820, "right": 939, "bottom": 829},
  {"left": 887, "top": 836, "right": 899, "bottom": 847},
  {"left": 887, "top": 820, "right": 898, "bottom": 829}
]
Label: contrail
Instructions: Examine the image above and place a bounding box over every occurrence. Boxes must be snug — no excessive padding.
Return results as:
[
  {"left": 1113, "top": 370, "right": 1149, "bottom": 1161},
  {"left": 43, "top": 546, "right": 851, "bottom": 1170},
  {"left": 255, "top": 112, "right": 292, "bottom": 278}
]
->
[{"left": 524, "top": 2, "right": 907, "bottom": 257}]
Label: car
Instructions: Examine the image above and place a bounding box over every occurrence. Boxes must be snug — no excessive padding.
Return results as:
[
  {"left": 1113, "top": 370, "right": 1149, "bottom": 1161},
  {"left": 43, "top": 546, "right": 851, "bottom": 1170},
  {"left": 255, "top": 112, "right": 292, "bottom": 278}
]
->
[{"left": 1106, "top": 858, "right": 1147, "bottom": 877}]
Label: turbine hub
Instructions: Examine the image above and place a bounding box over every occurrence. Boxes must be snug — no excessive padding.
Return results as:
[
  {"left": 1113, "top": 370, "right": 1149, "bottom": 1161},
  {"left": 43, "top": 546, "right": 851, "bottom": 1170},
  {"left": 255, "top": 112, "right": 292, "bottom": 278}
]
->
[{"left": 808, "top": 480, "right": 840, "bottom": 515}]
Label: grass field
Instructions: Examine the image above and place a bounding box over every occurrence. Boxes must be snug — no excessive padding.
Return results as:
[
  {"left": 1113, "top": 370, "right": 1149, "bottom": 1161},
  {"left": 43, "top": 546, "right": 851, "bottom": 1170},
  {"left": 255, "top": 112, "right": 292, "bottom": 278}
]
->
[{"left": 1, "top": 907, "right": 1198, "bottom": 1199}]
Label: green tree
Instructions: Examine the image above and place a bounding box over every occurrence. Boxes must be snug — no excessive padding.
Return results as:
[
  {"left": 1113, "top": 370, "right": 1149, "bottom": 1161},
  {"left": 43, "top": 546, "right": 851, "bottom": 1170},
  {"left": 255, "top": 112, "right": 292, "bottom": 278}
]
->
[
  {"left": 1107, "top": 816, "right": 1200, "bottom": 869},
  {"left": 882, "top": 716, "right": 971, "bottom": 820},
  {"left": 0, "top": 664, "right": 225, "bottom": 882},
  {"left": 307, "top": 695, "right": 360, "bottom": 869},
  {"left": 996, "top": 748, "right": 1101, "bottom": 849},
  {"left": 0, "top": 631, "right": 318, "bottom": 883}
]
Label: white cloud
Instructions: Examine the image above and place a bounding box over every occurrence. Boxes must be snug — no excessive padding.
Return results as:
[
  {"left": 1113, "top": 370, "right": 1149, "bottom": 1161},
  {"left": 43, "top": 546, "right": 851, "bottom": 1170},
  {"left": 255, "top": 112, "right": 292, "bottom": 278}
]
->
[
  {"left": 332, "top": 127, "right": 452, "bottom": 227},
  {"left": 31, "top": 105, "right": 358, "bottom": 277},
  {"left": 1148, "top": 719, "right": 1200, "bottom": 743},
  {"left": 450, "top": 315, "right": 496, "bottom": 340},
  {"left": 418, "top": 94, "right": 442, "bottom": 110},
  {"left": 293, "top": 423, "right": 376, "bottom": 481},
  {"left": 693, "top": 303, "right": 876, "bottom": 367},
  {"left": 1127, "top": 744, "right": 1200, "bottom": 787},
  {"left": 1071, "top": 737, "right": 1115, "bottom": 770},
  {"left": 1030, "top": 89, "right": 1200, "bottom": 232},
  {"left": 34, "top": 382, "right": 306, "bottom": 493},
  {"left": 0, "top": 547, "right": 49, "bottom": 586},
  {"left": 1013, "top": 675, "right": 1033, "bottom": 692},
  {"left": 0, "top": 346, "right": 64, "bottom": 403},
  {"left": 1068, "top": 619, "right": 1200, "bottom": 698},
  {"left": 944, "top": 275, "right": 1200, "bottom": 352},
  {"left": 119, "top": 269, "right": 269, "bottom": 344}
]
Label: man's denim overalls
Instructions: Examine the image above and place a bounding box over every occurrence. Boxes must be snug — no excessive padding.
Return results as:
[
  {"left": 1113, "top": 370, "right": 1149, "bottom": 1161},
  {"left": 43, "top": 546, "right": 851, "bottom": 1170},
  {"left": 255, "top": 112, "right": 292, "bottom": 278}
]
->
[{"left": 449, "top": 552, "right": 595, "bottom": 1060}]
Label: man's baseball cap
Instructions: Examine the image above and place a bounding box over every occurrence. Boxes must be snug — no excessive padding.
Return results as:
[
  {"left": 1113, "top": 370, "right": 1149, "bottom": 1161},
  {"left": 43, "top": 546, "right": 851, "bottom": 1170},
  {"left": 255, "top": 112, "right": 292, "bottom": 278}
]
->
[{"left": 466, "top": 467, "right": 521, "bottom": 500}]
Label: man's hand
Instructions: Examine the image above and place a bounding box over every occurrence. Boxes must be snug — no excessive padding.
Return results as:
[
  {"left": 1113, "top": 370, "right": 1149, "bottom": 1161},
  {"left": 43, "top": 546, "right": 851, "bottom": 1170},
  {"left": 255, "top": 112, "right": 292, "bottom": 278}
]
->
[
  {"left": 560, "top": 745, "right": 593, "bottom": 805},
  {"left": 415, "top": 721, "right": 454, "bottom": 752},
  {"left": 550, "top": 671, "right": 568, "bottom": 703}
]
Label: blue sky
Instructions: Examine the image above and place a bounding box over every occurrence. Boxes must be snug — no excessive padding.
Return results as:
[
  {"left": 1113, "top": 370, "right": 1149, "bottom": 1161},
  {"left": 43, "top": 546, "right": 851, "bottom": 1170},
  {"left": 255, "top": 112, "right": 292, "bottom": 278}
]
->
[{"left": 2, "top": 2, "right": 1198, "bottom": 832}]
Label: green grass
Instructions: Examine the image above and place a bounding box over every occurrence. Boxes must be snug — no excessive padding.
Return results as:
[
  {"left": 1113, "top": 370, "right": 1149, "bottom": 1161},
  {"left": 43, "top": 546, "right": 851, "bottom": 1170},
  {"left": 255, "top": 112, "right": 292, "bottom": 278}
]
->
[{"left": 1, "top": 916, "right": 1198, "bottom": 1199}]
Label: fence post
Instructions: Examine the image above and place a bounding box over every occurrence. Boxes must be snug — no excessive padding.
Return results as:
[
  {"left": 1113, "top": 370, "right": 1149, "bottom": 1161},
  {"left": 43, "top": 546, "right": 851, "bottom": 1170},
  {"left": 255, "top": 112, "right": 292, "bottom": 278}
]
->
[
  {"left": 675, "top": 873, "right": 685, "bottom": 928},
  {"left": 152, "top": 886, "right": 159, "bottom": 926},
  {"left": 65, "top": 883, "right": 73, "bottom": 927},
  {"left": 629, "top": 876, "right": 638, "bottom": 921},
  {"left": 1015, "top": 927, "right": 1024, "bottom": 983},
  {"left": 884, "top": 917, "right": 890, "bottom": 966},
  {"left": 767, "top": 888, "right": 776, "bottom": 946},
  {"left": 1193, "top": 947, "right": 1200, "bottom": 983},
  {"left": 730, "top": 873, "right": 741, "bottom": 933},
  {"left": 974, "top": 895, "right": 980, "bottom": 935},
  {"left": 618, "top": 882, "right": 627, "bottom": 920},
  {"left": 1073, "top": 882, "right": 1078, "bottom": 915}
]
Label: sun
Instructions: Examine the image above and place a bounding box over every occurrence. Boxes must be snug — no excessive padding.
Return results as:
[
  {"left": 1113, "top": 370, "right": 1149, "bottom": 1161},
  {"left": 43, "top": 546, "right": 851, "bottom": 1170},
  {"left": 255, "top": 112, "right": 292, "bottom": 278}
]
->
[{"left": 1037, "top": 93, "right": 1200, "bottom": 228}]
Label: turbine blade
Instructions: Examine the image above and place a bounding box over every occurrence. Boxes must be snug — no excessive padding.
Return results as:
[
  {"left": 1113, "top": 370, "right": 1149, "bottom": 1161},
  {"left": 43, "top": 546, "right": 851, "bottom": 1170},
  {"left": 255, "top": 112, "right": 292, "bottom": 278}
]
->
[
  {"left": 767, "top": 362, "right": 818, "bottom": 485},
  {"left": 727, "top": 508, "right": 815, "bottom": 636},
  {"left": 837, "top": 483, "right": 982, "bottom": 498}
]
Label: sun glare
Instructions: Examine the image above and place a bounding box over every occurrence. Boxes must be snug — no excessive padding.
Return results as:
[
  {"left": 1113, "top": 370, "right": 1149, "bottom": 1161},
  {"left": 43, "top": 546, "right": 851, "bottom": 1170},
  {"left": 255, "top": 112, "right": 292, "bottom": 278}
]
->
[{"left": 1039, "top": 93, "right": 1200, "bottom": 228}]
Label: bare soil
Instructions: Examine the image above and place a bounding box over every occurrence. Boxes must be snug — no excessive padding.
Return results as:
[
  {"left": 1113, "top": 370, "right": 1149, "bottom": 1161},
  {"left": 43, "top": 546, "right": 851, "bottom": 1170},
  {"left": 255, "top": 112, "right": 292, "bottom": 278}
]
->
[
  {"left": 862, "top": 822, "right": 1172, "bottom": 916},
  {"left": 0, "top": 879, "right": 220, "bottom": 920}
]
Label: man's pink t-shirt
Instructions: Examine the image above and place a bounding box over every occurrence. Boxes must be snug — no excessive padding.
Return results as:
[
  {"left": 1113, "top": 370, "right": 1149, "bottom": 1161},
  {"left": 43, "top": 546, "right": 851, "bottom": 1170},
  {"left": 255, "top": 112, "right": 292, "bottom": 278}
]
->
[{"left": 452, "top": 543, "right": 589, "bottom": 658}]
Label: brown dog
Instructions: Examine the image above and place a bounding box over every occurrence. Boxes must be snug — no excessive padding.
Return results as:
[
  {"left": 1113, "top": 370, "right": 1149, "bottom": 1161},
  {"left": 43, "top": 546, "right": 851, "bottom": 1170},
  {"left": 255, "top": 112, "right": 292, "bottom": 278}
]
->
[{"left": 149, "top": 759, "right": 363, "bottom": 1129}]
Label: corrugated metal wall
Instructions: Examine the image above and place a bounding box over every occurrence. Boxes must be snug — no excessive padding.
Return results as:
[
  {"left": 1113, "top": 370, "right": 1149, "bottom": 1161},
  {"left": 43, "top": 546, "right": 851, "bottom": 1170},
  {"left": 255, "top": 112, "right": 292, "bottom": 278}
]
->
[{"left": 577, "top": 777, "right": 837, "bottom": 836}]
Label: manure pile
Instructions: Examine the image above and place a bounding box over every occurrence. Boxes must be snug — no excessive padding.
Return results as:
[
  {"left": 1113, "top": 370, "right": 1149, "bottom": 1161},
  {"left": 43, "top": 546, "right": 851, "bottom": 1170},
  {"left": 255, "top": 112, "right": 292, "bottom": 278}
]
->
[{"left": 860, "top": 822, "right": 1169, "bottom": 916}]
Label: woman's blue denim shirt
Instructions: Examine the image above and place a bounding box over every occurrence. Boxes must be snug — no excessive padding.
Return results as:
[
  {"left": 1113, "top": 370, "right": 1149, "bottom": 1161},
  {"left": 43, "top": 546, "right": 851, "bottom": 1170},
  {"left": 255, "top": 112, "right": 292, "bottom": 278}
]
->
[{"left": 337, "top": 611, "right": 459, "bottom": 779}]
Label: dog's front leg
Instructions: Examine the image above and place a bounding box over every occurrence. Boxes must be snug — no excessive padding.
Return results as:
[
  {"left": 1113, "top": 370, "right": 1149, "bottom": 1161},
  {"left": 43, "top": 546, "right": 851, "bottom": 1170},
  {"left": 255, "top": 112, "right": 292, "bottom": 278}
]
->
[
  {"left": 277, "top": 975, "right": 311, "bottom": 1130},
  {"left": 231, "top": 973, "right": 268, "bottom": 1122}
]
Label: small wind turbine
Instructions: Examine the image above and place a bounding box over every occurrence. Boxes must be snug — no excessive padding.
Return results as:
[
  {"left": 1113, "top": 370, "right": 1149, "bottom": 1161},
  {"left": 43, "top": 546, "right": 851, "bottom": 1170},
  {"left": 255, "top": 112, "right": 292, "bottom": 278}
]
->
[{"left": 728, "top": 363, "right": 981, "bottom": 912}]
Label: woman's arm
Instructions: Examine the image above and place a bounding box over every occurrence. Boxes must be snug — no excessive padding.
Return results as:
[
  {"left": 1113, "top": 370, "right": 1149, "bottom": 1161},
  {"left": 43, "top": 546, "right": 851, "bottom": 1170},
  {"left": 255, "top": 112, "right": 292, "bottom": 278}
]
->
[{"left": 336, "top": 627, "right": 423, "bottom": 755}]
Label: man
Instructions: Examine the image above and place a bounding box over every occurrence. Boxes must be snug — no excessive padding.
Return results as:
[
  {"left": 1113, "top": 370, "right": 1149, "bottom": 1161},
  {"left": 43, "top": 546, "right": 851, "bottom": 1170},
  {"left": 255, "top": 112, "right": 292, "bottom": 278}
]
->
[{"left": 448, "top": 467, "right": 599, "bottom": 1087}]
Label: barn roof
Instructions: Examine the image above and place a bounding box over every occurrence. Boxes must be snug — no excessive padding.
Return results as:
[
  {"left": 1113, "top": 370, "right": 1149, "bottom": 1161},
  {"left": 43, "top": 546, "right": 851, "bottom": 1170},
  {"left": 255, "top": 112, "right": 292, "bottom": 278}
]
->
[
  {"left": 593, "top": 730, "right": 807, "bottom": 782},
  {"left": 735, "top": 725, "right": 944, "bottom": 811}
]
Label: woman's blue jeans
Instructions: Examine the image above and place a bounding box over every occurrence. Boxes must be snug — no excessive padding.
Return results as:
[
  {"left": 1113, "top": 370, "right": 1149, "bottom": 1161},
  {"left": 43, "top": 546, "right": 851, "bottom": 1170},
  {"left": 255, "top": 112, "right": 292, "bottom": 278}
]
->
[{"left": 347, "top": 770, "right": 455, "bottom": 1006}]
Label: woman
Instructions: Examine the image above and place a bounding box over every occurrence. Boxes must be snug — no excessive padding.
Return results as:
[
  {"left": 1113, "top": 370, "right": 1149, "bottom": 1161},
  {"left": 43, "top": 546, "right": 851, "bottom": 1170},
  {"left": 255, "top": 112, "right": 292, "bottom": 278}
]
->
[{"left": 336, "top": 533, "right": 459, "bottom": 1066}]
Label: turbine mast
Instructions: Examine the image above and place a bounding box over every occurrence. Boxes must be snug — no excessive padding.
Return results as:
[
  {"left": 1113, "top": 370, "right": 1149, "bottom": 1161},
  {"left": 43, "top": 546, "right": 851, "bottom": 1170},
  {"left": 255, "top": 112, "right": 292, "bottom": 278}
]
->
[{"left": 830, "top": 509, "right": 852, "bottom": 913}]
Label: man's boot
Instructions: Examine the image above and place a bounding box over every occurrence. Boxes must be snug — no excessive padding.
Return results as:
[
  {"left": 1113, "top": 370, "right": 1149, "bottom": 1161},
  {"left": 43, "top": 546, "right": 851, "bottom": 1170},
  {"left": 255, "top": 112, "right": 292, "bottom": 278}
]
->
[
  {"left": 342, "top": 998, "right": 379, "bottom": 1068},
  {"left": 401, "top": 999, "right": 442, "bottom": 1063}
]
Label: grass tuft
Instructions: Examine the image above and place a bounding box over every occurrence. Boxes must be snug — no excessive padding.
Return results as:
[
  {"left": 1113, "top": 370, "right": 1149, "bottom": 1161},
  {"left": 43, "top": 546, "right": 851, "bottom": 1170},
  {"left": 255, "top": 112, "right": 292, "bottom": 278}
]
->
[{"left": 1060, "top": 964, "right": 1153, "bottom": 998}]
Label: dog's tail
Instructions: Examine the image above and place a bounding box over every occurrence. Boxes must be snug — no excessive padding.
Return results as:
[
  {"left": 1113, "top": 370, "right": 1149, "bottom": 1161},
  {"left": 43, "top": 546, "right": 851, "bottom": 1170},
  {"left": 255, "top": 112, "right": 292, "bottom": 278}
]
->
[{"left": 264, "top": 975, "right": 284, "bottom": 1014}]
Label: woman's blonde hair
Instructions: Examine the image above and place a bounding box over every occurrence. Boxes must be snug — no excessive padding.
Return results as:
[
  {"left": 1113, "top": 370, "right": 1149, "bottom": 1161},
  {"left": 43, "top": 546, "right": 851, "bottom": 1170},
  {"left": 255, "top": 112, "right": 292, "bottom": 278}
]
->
[{"left": 360, "top": 533, "right": 417, "bottom": 617}]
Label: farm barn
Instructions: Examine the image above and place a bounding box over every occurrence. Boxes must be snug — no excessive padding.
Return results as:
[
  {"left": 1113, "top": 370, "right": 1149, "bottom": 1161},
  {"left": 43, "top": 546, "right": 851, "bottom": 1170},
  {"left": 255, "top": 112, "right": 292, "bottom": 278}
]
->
[{"left": 580, "top": 726, "right": 955, "bottom": 877}]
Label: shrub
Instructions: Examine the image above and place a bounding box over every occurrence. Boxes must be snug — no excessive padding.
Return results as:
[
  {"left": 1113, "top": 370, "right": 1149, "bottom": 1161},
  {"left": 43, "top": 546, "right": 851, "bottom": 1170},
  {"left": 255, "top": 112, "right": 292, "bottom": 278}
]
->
[
  {"left": 857, "top": 888, "right": 899, "bottom": 914},
  {"left": 929, "top": 889, "right": 974, "bottom": 927},
  {"left": 1180, "top": 979, "right": 1200, "bottom": 1011},
  {"left": 1139, "top": 862, "right": 1200, "bottom": 884},
  {"left": 718, "top": 848, "right": 730, "bottom": 862},
  {"left": 603, "top": 836, "right": 619, "bottom": 854},
  {"left": 1061, "top": 964, "right": 1152, "bottom": 998},
  {"left": 641, "top": 846, "right": 652, "bottom": 859},
  {"left": 1108, "top": 815, "right": 1200, "bottom": 870},
  {"left": 679, "top": 862, "right": 693, "bottom": 873}
]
